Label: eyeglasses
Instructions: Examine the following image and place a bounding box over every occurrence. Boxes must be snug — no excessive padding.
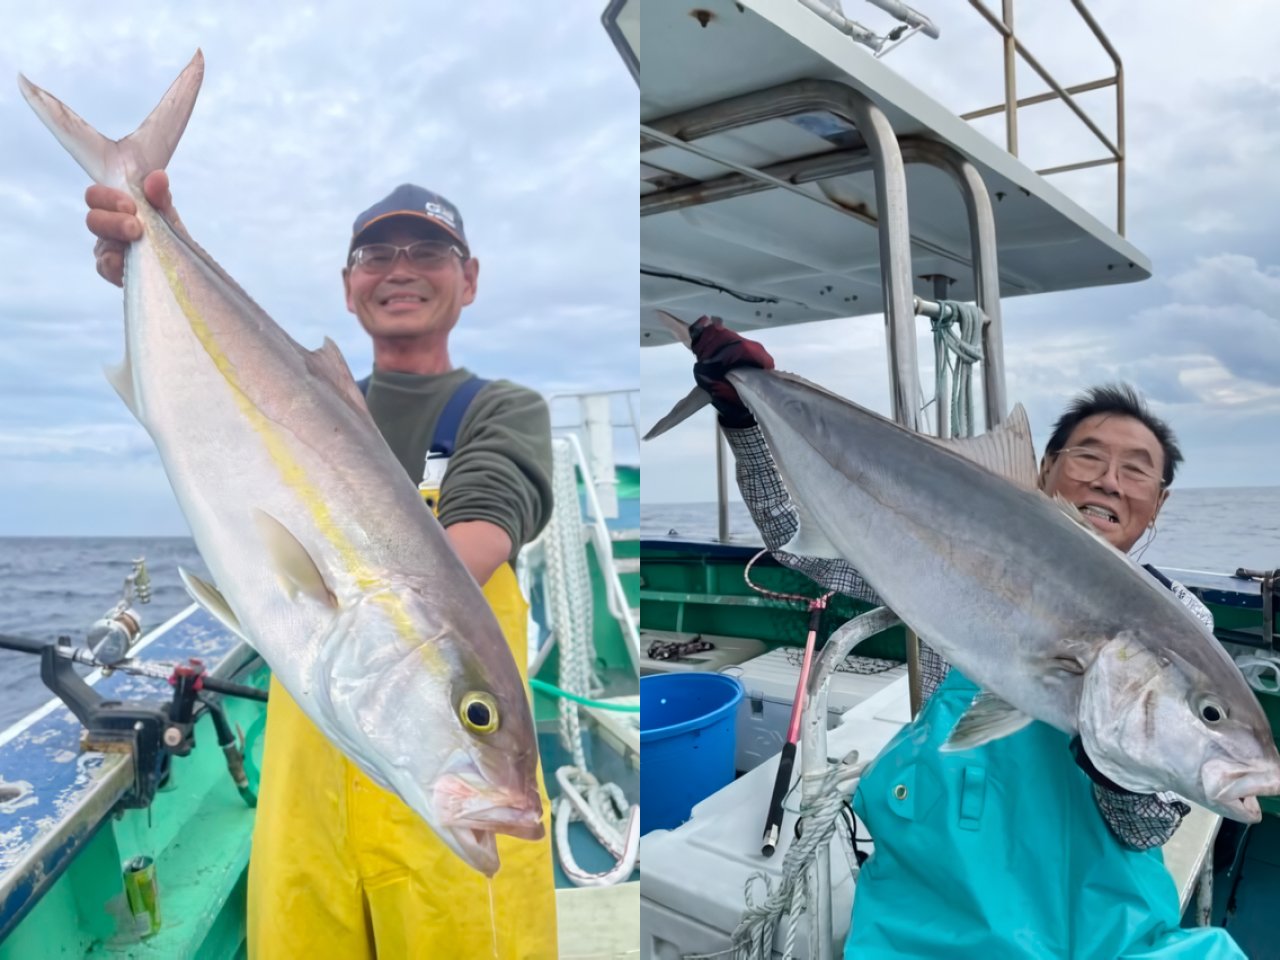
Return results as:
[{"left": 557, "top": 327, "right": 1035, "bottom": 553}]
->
[
  {"left": 1054, "top": 446, "right": 1164, "bottom": 496},
  {"left": 349, "top": 240, "right": 465, "bottom": 274}
]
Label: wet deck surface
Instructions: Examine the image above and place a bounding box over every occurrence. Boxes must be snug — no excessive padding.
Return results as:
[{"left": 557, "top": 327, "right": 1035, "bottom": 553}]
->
[{"left": 1192, "top": 812, "right": 1280, "bottom": 956}]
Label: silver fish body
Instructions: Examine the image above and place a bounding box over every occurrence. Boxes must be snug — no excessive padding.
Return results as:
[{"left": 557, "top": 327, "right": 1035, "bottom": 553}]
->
[
  {"left": 645, "top": 307, "right": 1280, "bottom": 822},
  {"left": 727, "top": 366, "right": 1280, "bottom": 822},
  {"left": 20, "top": 52, "right": 542, "bottom": 874}
]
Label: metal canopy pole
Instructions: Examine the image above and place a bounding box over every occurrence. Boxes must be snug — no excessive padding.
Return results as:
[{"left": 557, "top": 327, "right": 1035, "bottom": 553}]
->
[
  {"left": 645, "top": 79, "right": 920, "bottom": 430},
  {"left": 715, "top": 422, "right": 731, "bottom": 541},
  {"left": 900, "top": 140, "right": 1007, "bottom": 428}
]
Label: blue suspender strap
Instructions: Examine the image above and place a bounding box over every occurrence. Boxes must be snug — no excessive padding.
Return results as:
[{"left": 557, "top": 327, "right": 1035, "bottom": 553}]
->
[
  {"left": 430, "top": 376, "right": 489, "bottom": 457},
  {"left": 355, "top": 374, "right": 488, "bottom": 456}
]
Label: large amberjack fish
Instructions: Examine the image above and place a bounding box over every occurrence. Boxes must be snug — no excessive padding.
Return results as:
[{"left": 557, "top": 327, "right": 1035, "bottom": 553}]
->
[
  {"left": 19, "top": 52, "right": 543, "bottom": 873},
  {"left": 648, "top": 311, "right": 1280, "bottom": 822}
]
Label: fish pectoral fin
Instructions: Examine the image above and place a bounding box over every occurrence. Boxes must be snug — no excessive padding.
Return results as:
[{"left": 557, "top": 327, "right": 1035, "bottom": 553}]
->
[
  {"left": 644, "top": 386, "right": 712, "bottom": 440},
  {"left": 179, "top": 568, "right": 248, "bottom": 643},
  {"left": 253, "top": 510, "right": 338, "bottom": 608},
  {"left": 780, "top": 505, "right": 844, "bottom": 560},
  {"left": 104, "top": 358, "right": 140, "bottom": 419},
  {"left": 940, "top": 692, "right": 1034, "bottom": 751},
  {"left": 929, "top": 403, "right": 1038, "bottom": 490}
]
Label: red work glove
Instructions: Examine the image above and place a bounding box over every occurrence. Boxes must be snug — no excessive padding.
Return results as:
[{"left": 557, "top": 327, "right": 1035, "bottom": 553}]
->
[{"left": 690, "top": 316, "right": 775, "bottom": 428}]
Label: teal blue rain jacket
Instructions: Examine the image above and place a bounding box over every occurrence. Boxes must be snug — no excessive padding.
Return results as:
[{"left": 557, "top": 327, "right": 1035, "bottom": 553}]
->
[{"left": 845, "top": 669, "right": 1247, "bottom": 959}]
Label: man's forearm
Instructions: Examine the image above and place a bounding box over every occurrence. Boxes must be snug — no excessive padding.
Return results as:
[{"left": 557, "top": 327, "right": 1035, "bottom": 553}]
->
[{"left": 446, "top": 520, "right": 513, "bottom": 586}]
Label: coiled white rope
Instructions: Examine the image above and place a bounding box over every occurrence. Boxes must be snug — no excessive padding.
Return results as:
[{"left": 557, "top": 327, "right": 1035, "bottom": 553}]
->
[
  {"left": 682, "top": 756, "right": 866, "bottom": 960},
  {"left": 544, "top": 438, "right": 637, "bottom": 886}
]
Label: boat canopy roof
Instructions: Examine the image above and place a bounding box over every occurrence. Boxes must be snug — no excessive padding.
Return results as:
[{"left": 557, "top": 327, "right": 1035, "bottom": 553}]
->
[{"left": 640, "top": 0, "right": 1151, "bottom": 345}]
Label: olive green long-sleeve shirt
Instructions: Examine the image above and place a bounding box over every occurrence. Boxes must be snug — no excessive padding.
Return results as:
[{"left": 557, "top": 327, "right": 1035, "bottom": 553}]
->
[{"left": 363, "top": 367, "right": 553, "bottom": 560}]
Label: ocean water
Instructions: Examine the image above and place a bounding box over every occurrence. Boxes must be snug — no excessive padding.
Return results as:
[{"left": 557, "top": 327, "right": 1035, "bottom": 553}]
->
[
  {"left": 643, "top": 486, "right": 1280, "bottom": 577},
  {"left": 0, "top": 538, "right": 207, "bottom": 731},
  {"left": 2, "top": 488, "right": 1274, "bottom": 734}
]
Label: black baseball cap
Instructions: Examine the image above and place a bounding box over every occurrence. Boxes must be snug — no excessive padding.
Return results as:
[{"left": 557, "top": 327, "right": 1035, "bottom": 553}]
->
[{"left": 350, "top": 184, "right": 468, "bottom": 254}]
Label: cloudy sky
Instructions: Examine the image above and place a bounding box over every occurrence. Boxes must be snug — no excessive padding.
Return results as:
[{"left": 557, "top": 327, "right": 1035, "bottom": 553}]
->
[
  {"left": 642, "top": 1, "right": 1280, "bottom": 503},
  {"left": 0, "top": 2, "right": 635, "bottom": 535}
]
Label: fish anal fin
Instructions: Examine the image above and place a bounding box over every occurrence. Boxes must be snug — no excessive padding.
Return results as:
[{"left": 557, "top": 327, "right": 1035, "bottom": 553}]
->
[
  {"left": 253, "top": 509, "right": 338, "bottom": 608},
  {"left": 179, "top": 567, "right": 248, "bottom": 643},
  {"left": 940, "top": 692, "right": 1034, "bottom": 751},
  {"left": 930, "top": 403, "right": 1038, "bottom": 490}
]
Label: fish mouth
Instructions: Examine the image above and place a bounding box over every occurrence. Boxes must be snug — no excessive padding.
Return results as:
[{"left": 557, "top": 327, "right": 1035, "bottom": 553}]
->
[
  {"left": 434, "top": 774, "right": 545, "bottom": 841},
  {"left": 1204, "top": 764, "right": 1280, "bottom": 823}
]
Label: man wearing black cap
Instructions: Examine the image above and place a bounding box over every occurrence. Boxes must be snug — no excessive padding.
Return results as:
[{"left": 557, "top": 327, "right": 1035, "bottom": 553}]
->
[{"left": 85, "top": 173, "right": 557, "bottom": 959}]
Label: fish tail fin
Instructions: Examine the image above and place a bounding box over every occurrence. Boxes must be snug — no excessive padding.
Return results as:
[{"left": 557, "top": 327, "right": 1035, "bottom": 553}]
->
[
  {"left": 644, "top": 386, "right": 712, "bottom": 440},
  {"left": 654, "top": 309, "right": 694, "bottom": 349},
  {"left": 18, "top": 49, "right": 204, "bottom": 189}
]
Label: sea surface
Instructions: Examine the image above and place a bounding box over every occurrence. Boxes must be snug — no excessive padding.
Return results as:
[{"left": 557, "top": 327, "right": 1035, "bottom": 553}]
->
[
  {"left": 1, "top": 488, "right": 1276, "bottom": 731},
  {"left": 644, "top": 486, "right": 1280, "bottom": 576}
]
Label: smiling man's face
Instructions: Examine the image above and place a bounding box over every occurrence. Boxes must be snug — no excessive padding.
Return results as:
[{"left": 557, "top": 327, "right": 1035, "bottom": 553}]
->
[
  {"left": 1039, "top": 413, "right": 1169, "bottom": 553},
  {"left": 343, "top": 221, "right": 478, "bottom": 343}
]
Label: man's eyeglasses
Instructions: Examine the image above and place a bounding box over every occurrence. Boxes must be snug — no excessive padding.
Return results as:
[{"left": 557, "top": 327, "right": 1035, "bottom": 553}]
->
[
  {"left": 1054, "top": 446, "right": 1164, "bottom": 496},
  {"left": 349, "top": 240, "right": 465, "bottom": 274}
]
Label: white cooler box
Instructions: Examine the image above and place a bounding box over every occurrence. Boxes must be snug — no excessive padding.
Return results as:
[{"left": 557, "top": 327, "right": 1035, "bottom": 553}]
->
[
  {"left": 641, "top": 676, "right": 912, "bottom": 960},
  {"left": 722, "top": 648, "right": 907, "bottom": 773}
]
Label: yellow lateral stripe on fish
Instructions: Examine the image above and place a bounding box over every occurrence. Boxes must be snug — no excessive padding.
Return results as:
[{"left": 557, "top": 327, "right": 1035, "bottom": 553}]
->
[{"left": 146, "top": 216, "right": 434, "bottom": 661}]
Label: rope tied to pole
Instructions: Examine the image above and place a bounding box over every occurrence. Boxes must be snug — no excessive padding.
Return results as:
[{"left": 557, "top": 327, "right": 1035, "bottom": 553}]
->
[{"left": 930, "top": 299, "right": 985, "bottom": 438}]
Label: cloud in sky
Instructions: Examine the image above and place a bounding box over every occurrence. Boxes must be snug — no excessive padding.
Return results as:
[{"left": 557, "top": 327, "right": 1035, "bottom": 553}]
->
[
  {"left": 0, "top": 1, "right": 635, "bottom": 535},
  {"left": 642, "top": 1, "right": 1280, "bottom": 502}
]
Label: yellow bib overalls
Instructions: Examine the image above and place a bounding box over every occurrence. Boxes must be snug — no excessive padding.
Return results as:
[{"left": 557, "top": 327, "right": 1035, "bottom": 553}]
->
[{"left": 245, "top": 479, "right": 558, "bottom": 959}]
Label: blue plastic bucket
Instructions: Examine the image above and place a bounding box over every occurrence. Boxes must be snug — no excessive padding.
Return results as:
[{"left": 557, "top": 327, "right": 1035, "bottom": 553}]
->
[{"left": 640, "top": 673, "right": 744, "bottom": 834}]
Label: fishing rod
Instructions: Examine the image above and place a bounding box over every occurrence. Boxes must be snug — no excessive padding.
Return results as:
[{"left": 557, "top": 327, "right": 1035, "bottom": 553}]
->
[
  {"left": 761, "top": 596, "right": 828, "bottom": 857},
  {"left": 739, "top": 548, "right": 836, "bottom": 857},
  {"left": 0, "top": 632, "right": 268, "bottom": 703}
]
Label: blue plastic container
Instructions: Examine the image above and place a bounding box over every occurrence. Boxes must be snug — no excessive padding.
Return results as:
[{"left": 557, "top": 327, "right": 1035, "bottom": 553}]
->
[{"left": 640, "top": 673, "right": 744, "bottom": 834}]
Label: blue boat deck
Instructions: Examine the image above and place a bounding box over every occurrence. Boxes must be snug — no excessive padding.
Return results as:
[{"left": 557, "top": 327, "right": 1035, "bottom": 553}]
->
[{"left": 0, "top": 605, "right": 251, "bottom": 943}]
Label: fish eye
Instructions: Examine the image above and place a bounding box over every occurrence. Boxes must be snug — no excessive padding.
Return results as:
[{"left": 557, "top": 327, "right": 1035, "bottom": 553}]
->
[
  {"left": 1198, "top": 698, "right": 1226, "bottom": 724},
  {"left": 460, "top": 692, "right": 499, "bottom": 734}
]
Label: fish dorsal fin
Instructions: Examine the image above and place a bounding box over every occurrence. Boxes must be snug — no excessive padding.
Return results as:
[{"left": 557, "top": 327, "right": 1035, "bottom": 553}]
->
[
  {"left": 929, "top": 403, "right": 1038, "bottom": 490},
  {"left": 304, "top": 337, "right": 377, "bottom": 430},
  {"left": 253, "top": 509, "right": 338, "bottom": 608},
  {"left": 940, "top": 691, "right": 1034, "bottom": 751},
  {"left": 179, "top": 567, "right": 248, "bottom": 643}
]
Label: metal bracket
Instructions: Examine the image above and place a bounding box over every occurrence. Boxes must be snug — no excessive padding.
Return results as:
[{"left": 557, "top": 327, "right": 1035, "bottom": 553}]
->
[{"left": 39, "top": 644, "right": 194, "bottom": 808}]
